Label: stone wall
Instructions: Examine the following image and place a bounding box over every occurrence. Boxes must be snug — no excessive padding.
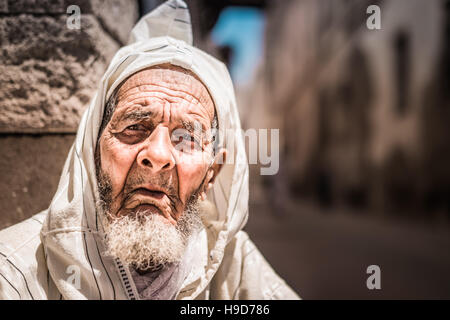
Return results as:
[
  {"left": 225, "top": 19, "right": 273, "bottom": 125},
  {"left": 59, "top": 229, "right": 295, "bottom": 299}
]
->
[{"left": 0, "top": 0, "right": 139, "bottom": 229}]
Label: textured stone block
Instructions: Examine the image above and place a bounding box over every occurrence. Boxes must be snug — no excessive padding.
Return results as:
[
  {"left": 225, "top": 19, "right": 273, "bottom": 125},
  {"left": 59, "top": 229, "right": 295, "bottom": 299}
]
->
[
  {"left": 0, "top": 14, "right": 120, "bottom": 132},
  {"left": 0, "top": 0, "right": 139, "bottom": 45}
]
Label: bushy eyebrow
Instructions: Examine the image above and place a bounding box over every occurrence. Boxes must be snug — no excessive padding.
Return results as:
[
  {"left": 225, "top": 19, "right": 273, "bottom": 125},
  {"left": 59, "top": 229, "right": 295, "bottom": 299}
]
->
[
  {"left": 113, "top": 109, "right": 211, "bottom": 136},
  {"left": 118, "top": 110, "right": 154, "bottom": 123}
]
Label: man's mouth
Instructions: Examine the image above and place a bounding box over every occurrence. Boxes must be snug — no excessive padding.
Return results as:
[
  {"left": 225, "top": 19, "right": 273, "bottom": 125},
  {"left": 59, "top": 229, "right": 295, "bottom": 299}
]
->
[
  {"left": 120, "top": 187, "right": 177, "bottom": 224},
  {"left": 124, "top": 188, "right": 168, "bottom": 210},
  {"left": 131, "top": 189, "right": 166, "bottom": 216},
  {"left": 133, "top": 188, "right": 166, "bottom": 200}
]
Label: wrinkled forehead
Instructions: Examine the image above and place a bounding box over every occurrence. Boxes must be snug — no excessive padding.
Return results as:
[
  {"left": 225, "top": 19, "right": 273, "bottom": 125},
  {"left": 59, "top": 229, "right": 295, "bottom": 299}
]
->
[{"left": 116, "top": 64, "right": 216, "bottom": 120}]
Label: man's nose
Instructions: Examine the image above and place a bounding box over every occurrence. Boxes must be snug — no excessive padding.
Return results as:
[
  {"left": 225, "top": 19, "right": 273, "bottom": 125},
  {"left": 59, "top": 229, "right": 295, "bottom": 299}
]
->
[{"left": 137, "top": 126, "right": 175, "bottom": 172}]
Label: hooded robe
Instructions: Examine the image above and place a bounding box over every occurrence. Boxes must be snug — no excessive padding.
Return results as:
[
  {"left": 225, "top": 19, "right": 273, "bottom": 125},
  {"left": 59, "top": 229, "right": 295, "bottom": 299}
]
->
[{"left": 0, "top": 0, "right": 299, "bottom": 300}]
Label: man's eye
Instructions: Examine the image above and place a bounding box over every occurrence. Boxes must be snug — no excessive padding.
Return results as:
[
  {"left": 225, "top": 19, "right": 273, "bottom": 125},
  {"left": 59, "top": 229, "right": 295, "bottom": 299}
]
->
[
  {"left": 114, "top": 124, "right": 148, "bottom": 144},
  {"left": 172, "top": 131, "right": 201, "bottom": 151},
  {"left": 174, "top": 133, "right": 194, "bottom": 143},
  {"left": 125, "top": 124, "right": 143, "bottom": 131}
]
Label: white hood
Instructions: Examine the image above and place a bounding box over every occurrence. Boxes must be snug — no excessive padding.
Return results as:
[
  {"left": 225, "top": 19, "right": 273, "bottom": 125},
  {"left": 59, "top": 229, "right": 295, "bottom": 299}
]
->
[{"left": 40, "top": 0, "right": 249, "bottom": 300}]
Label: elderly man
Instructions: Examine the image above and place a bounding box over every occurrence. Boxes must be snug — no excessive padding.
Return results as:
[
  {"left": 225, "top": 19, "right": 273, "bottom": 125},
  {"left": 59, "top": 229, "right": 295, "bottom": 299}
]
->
[{"left": 0, "top": 0, "right": 298, "bottom": 300}]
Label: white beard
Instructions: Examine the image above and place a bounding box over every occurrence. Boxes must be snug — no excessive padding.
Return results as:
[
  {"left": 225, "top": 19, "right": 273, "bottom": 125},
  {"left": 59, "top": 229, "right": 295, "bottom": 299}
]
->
[{"left": 102, "top": 204, "right": 202, "bottom": 272}]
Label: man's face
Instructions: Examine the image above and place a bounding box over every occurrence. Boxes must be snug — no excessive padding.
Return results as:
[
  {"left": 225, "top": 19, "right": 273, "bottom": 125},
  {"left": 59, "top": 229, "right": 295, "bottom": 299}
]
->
[{"left": 97, "top": 65, "right": 223, "bottom": 225}]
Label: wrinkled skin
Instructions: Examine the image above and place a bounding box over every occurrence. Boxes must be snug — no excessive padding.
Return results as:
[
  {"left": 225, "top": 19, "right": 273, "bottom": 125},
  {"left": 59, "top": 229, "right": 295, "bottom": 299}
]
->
[{"left": 97, "top": 64, "right": 226, "bottom": 225}]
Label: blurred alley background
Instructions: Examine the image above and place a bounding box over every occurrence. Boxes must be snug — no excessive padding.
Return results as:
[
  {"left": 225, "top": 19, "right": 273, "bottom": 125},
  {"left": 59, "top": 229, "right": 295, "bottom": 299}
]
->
[{"left": 1, "top": 0, "right": 449, "bottom": 299}]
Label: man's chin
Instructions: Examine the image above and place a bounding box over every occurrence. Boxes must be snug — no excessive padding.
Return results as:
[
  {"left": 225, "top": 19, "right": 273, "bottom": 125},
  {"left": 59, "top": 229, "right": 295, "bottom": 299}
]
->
[{"left": 100, "top": 188, "right": 203, "bottom": 271}]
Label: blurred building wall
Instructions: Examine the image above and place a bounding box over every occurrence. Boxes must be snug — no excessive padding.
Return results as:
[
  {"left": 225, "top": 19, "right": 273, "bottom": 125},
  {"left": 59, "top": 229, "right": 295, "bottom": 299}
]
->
[
  {"left": 244, "top": 0, "right": 450, "bottom": 217},
  {"left": 0, "top": 0, "right": 139, "bottom": 229}
]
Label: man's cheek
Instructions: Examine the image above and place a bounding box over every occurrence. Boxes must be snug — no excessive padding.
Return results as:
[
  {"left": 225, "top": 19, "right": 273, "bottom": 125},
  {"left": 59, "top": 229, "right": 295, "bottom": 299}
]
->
[
  {"left": 102, "top": 145, "right": 137, "bottom": 195},
  {"left": 176, "top": 163, "right": 207, "bottom": 204}
]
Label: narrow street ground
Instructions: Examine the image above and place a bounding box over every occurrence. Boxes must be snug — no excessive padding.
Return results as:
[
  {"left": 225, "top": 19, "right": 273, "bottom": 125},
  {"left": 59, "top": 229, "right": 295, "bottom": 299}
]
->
[{"left": 245, "top": 196, "right": 450, "bottom": 299}]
